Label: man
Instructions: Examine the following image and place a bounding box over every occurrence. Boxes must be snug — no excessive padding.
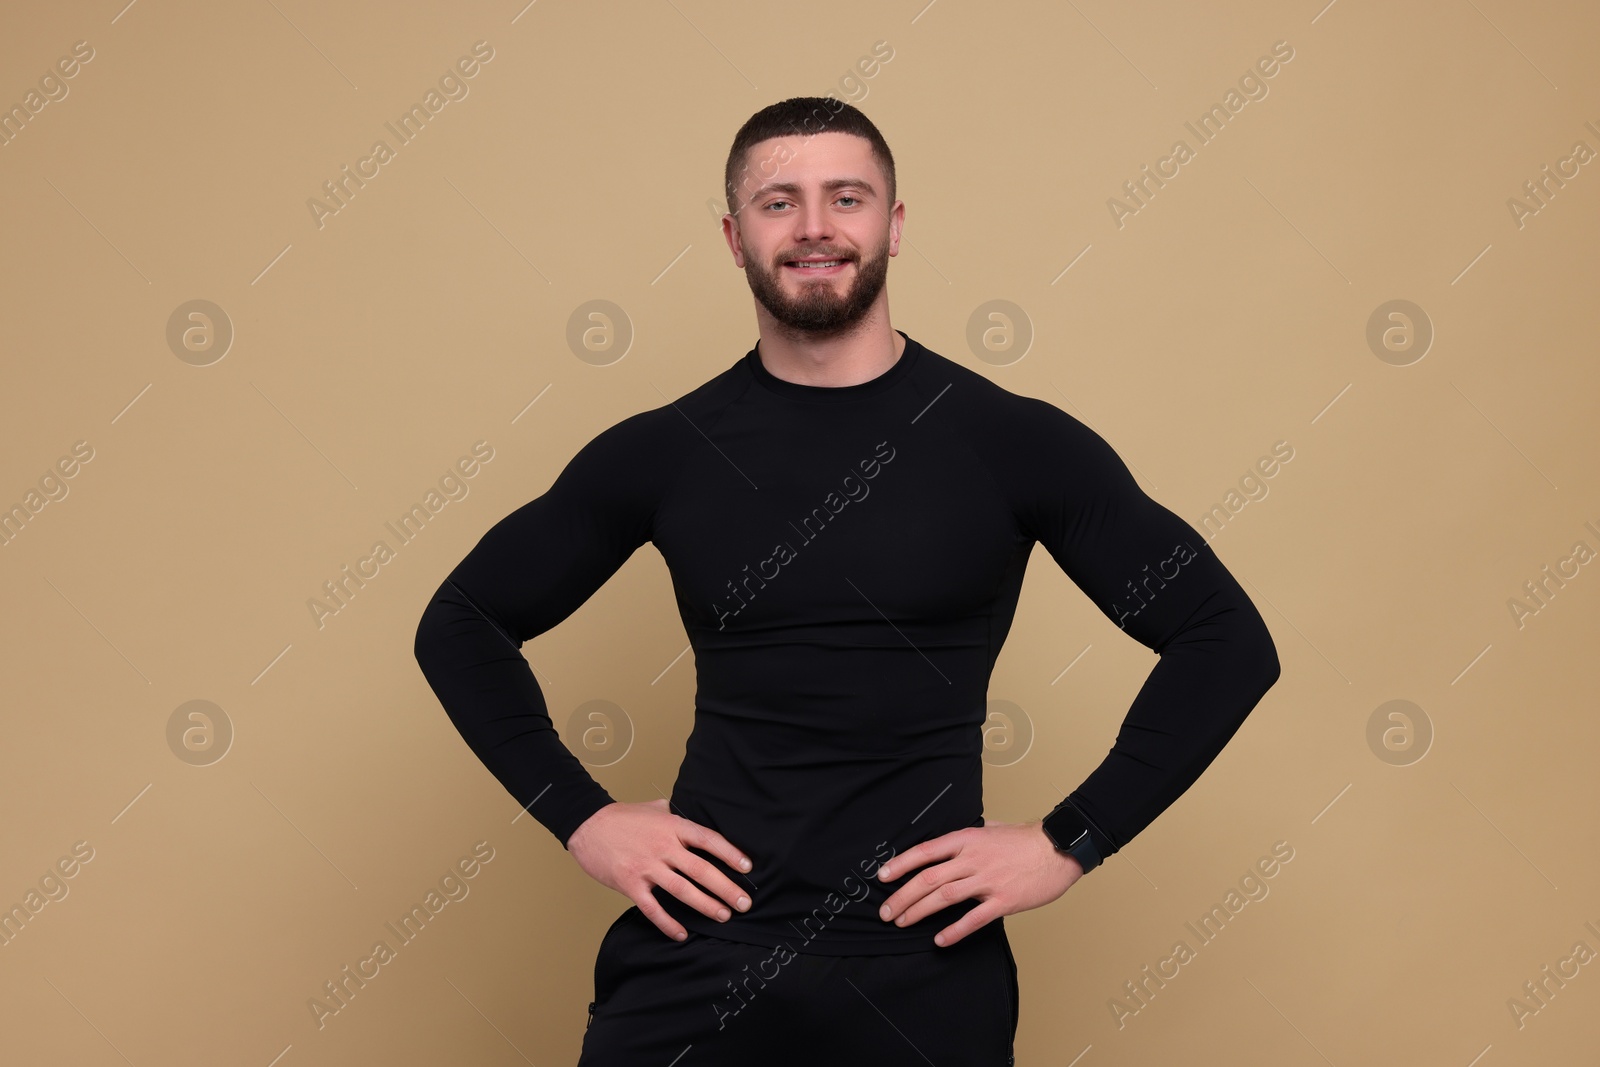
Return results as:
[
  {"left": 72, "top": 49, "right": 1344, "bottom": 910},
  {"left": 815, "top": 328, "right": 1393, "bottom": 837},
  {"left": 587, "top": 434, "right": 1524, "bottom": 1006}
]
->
[{"left": 413, "top": 97, "right": 1280, "bottom": 1065}]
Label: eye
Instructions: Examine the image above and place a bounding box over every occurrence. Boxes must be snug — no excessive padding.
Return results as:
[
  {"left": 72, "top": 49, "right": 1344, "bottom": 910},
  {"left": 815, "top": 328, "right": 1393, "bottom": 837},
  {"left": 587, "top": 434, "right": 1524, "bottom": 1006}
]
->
[{"left": 837, "top": 196, "right": 860, "bottom": 207}]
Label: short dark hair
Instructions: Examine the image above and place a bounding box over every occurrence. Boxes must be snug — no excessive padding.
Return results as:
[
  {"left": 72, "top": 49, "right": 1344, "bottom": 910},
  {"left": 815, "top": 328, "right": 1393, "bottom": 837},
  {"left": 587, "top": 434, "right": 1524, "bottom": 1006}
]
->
[{"left": 724, "top": 96, "right": 896, "bottom": 217}]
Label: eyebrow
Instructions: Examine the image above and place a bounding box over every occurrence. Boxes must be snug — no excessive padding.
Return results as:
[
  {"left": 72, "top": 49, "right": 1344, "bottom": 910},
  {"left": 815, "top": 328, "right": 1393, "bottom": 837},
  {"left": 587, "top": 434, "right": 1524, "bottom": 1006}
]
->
[{"left": 747, "top": 177, "right": 878, "bottom": 202}]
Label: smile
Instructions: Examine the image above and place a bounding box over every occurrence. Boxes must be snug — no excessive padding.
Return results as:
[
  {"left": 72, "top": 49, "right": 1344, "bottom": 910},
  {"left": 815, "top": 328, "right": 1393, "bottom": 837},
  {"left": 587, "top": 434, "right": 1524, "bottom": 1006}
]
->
[{"left": 784, "top": 258, "right": 850, "bottom": 275}]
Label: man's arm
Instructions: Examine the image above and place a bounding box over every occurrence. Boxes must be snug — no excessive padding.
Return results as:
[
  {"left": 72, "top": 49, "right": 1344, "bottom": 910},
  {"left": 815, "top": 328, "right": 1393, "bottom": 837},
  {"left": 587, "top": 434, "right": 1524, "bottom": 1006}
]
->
[
  {"left": 413, "top": 421, "right": 655, "bottom": 849},
  {"left": 1024, "top": 403, "right": 1282, "bottom": 867}
]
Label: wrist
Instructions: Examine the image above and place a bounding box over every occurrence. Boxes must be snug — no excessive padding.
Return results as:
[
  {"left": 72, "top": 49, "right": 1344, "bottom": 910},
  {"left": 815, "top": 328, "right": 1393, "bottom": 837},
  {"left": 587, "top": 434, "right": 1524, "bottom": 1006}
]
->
[
  {"left": 1036, "top": 822, "right": 1084, "bottom": 875},
  {"left": 1040, "top": 798, "right": 1103, "bottom": 874},
  {"left": 565, "top": 800, "right": 616, "bottom": 852}
]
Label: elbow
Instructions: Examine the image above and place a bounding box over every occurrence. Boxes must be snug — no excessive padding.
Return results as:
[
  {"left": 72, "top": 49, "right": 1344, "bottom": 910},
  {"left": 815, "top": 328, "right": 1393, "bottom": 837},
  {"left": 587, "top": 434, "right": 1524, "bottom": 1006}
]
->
[
  {"left": 412, "top": 587, "right": 447, "bottom": 670},
  {"left": 1219, "top": 586, "right": 1281, "bottom": 697},
  {"left": 1204, "top": 603, "right": 1279, "bottom": 700},
  {"left": 412, "top": 614, "right": 430, "bottom": 668},
  {"left": 1171, "top": 589, "right": 1282, "bottom": 696},
  {"left": 1251, "top": 623, "right": 1281, "bottom": 696}
]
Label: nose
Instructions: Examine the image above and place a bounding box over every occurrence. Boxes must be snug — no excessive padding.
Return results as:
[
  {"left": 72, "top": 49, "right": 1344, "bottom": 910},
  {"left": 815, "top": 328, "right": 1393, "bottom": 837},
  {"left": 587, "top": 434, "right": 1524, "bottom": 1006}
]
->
[{"left": 790, "top": 196, "right": 836, "bottom": 243}]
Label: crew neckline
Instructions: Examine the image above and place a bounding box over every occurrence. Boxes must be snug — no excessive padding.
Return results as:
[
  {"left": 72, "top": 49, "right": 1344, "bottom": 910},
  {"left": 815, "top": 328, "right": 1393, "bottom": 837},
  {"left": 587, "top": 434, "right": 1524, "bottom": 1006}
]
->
[{"left": 745, "top": 329, "right": 921, "bottom": 402}]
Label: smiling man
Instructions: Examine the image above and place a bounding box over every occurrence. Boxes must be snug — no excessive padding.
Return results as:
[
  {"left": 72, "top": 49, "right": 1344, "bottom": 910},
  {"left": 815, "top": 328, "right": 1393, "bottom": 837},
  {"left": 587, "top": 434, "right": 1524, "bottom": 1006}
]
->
[{"left": 414, "top": 97, "right": 1280, "bottom": 1065}]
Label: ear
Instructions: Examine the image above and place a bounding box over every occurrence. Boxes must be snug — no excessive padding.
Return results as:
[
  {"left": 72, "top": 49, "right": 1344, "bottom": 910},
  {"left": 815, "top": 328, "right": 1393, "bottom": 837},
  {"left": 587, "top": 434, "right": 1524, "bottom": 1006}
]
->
[{"left": 722, "top": 211, "right": 746, "bottom": 267}]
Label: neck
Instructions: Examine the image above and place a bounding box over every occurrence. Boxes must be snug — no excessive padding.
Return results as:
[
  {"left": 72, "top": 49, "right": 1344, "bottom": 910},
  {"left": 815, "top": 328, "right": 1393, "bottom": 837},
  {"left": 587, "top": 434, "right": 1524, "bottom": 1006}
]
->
[{"left": 753, "top": 310, "right": 905, "bottom": 388}]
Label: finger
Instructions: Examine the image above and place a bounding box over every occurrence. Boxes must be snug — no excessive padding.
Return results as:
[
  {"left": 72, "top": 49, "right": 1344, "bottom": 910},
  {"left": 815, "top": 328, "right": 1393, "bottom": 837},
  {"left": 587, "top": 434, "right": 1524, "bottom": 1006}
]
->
[
  {"left": 895, "top": 873, "right": 985, "bottom": 929},
  {"left": 633, "top": 895, "right": 688, "bottom": 942},
  {"left": 878, "top": 857, "right": 974, "bottom": 923},
  {"left": 678, "top": 851, "right": 753, "bottom": 914},
  {"left": 677, "top": 817, "right": 754, "bottom": 876},
  {"left": 654, "top": 866, "right": 739, "bottom": 924},
  {"left": 876, "top": 830, "right": 964, "bottom": 883},
  {"left": 933, "top": 897, "right": 1002, "bottom": 948}
]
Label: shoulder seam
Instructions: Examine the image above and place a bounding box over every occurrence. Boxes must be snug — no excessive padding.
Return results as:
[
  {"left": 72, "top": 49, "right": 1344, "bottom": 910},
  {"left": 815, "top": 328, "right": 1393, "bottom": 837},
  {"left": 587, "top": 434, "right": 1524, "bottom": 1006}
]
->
[
  {"left": 648, "top": 368, "right": 756, "bottom": 539},
  {"left": 906, "top": 357, "right": 1035, "bottom": 544}
]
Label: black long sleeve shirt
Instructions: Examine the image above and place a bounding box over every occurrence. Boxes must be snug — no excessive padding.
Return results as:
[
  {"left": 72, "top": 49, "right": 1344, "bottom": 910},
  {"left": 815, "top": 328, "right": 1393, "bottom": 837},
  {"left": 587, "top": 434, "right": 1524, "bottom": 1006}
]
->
[{"left": 413, "top": 329, "right": 1280, "bottom": 955}]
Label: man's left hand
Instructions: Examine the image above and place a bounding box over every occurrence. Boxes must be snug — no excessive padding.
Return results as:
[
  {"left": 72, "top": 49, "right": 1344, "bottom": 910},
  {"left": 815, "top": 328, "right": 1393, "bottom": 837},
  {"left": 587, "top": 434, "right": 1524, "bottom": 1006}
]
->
[{"left": 875, "top": 820, "right": 1085, "bottom": 947}]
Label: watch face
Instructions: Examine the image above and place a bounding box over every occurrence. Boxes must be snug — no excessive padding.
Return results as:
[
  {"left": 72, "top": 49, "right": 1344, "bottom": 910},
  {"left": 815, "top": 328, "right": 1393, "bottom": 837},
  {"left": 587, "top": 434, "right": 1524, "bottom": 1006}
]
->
[{"left": 1045, "top": 803, "right": 1090, "bottom": 849}]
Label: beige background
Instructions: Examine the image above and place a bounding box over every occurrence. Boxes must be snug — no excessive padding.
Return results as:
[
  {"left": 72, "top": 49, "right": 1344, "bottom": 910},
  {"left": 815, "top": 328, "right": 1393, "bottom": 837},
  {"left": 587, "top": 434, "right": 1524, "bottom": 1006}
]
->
[{"left": 2, "top": 0, "right": 1597, "bottom": 1063}]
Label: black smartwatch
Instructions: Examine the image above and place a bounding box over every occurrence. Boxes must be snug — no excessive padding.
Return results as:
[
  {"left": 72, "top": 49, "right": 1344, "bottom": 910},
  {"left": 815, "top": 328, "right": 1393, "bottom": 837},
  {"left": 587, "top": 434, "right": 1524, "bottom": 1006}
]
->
[{"left": 1041, "top": 798, "right": 1103, "bottom": 874}]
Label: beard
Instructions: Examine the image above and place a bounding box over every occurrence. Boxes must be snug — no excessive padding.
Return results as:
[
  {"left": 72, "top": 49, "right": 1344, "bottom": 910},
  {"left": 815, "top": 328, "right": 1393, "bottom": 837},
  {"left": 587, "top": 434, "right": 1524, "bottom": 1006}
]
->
[{"left": 743, "top": 231, "right": 890, "bottom": 336}]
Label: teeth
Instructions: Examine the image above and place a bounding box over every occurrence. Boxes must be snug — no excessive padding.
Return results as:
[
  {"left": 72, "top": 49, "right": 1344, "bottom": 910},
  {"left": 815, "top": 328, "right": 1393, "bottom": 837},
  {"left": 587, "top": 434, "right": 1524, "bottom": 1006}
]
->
[{"left": 792, "top": 260, "right": 842, "bottom": 268}]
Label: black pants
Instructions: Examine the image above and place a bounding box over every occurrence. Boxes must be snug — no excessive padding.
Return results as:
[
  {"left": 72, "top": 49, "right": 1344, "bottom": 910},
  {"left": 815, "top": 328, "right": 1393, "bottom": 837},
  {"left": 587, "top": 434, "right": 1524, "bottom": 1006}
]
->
[{"left": 577, "top": 906, "right": 1018, "bottom": 1066}]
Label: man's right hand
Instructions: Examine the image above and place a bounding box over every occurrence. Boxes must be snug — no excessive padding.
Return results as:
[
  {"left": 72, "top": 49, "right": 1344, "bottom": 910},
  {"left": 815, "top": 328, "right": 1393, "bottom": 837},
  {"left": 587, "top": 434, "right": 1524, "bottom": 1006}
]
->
[{"left": 566, "top": 798, "right": 754, "bottom": 941}]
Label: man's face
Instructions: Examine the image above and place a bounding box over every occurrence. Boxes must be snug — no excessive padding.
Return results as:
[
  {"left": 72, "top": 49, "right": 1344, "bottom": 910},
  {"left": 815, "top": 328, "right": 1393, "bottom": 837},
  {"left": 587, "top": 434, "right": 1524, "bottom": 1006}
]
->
[{"left": 723, "top": 131, "right": 903, "bottom": 336}]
